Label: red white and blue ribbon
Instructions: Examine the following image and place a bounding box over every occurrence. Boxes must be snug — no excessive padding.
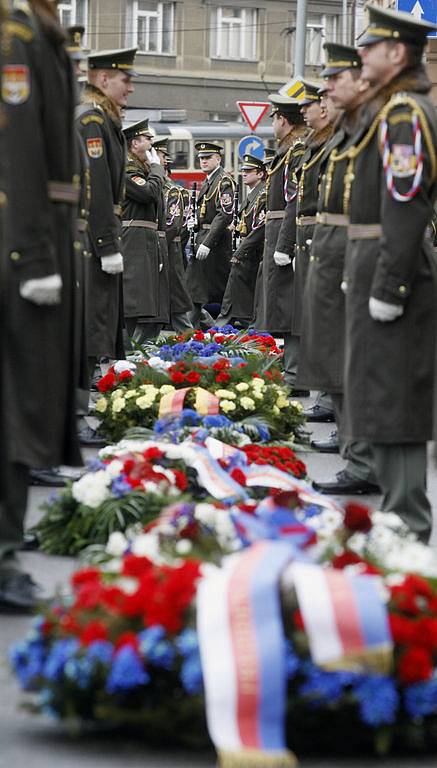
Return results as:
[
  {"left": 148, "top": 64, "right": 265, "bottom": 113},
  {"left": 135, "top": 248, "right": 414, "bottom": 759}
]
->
[
  {"left": 197, "top": 541, "right": 297, "bottom": 767},
  {"left": 189, "top": 444, "right": 248, "bottom": 502},
  {"left": 292, "top": 563, "right": 392, "bottom": 673},
  {"left": 380, "top": 113, "right": 423, "bottom": 202}
]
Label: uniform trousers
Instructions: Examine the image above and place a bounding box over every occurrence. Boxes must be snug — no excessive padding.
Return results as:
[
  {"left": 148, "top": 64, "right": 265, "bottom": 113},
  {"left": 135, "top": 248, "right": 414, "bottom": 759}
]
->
[
  {"left": 282, "top": 333, "right": 300, "bottom": 390},
  {"left": 126, "top": 318, "right": 163, "bottom": 344},
  {"left": 331, "top": 393, "right": 376, "bottom": 484},
  {"left": 0, "top": 463, "right": 29, "bottom": 572}
]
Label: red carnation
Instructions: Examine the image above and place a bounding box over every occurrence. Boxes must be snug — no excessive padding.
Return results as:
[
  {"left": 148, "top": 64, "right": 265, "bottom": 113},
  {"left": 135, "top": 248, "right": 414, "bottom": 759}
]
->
[
  {"left": 71, "top": 567, "right": 101, "bottom": 589},
  {"left": 343, "top": 502, "right": 372, "bottom": 533},
  {"left": 143, "top": 447, "right": 164, "bottom": 461},
  {"left": 212, "top": 359, "right": 229, "bottom": 371},
  {"left": 118, "top": 370, "right": 133, "bottom": 382},
  {"left": 173, "top": 469, "right": 188, "bottom": 491},
  {"left": 97, "top": 371, "right": 117, "bottom": 393},
  {"left": 215, "top": 372, "right": 231, "bottom": 383},
  {"left": 332, "top": 551, "right": 363, "bottom": 569},
  {"left": 192, "top": 331, "right": 204, "bottom": 341},
  {"left": 170, "top": 371, "right": 186, "bottom": 384},
  {"left": 115, "top": 631, "right": 140, "bottom": 651},
  {"left": 389, "top": 614, "right": 415, "bottom": 646},
  {"left": 398, "top": 646, "right": 434, "bottom": 684},
  {"left": 122, "top": 553, "right": 153, "bottom": 578},
  {"left": 186, "top": 371, "right": 201, "bottom": 384},
  {"left": 230, "top": 467, "right": 247, "bottom": 486},
  {"left": 80, "top": 620, "right": 109, "bottom": 646}
]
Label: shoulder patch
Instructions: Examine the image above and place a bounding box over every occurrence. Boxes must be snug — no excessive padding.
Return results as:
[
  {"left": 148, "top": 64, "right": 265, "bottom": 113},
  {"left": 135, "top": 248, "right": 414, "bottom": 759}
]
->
[
  {"left": 132, "top": 175, "right": 146, "bottom": 186},
  {"left": 390, "top": 144, "right": 417, "bottom": 178},
  {"left": 86, "top": 137, "right": 103, "bottom": 158},
  {"left": 3, "top": 19, "right": 34, "bottom": 42},
  {"left": 2, "top": 64, "right": 30, "bottom": 105},
  {"left": 81, "top": 114, "right": 104, "bottom": 126}
]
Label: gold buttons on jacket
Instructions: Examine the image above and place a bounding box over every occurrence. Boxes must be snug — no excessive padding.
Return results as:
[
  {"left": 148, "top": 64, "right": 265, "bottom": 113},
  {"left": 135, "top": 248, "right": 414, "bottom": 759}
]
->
[
  {"left": 398, "top": 285, "right": 407, "bottom": 295},
  {"left": 0, "top": 191, "right": 7, "bottom": 206},
  {"left": 10, "top": 251, "right": 20, "bottom": 261}
]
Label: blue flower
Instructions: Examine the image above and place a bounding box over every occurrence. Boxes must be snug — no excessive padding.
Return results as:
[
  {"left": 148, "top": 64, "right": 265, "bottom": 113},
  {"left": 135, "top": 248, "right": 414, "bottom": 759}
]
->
[
  {"left": 87, "top": 458, "right": 107, "bottom": 472},
  {"left": 175, "top": 628, "right": 199, "bottom": 658},
  {"left": 211, "top": 325, "right": 239, "bottom": 334},
  {"left": 64, "top": 656, "right": 94, "bottom": 690},
  {"left": 404, "top": 679, "right": 437, "bottom": 717},
  {"left": 353, "top": 675, "right": 399, "bottom": 726},
  {"left": 256, "top": 424, "right": 270, "bottom": 441},
  {"left": 42, "top": 638, "right": 80, "bottom": 682},
  {"left": 299, "top": 667, "right": 357, "bottom": 706},
  {"left": 179, "top": 409, "right": 202, "bottom": 426},
  {"left": 10, "top": 638, "right": 47, "bottom": 690},
  {"left": 139, "top": 625, "right": 166, "bottom": 651},
  {"left": 86, "top": 640, "right": 114, "bottom": 666},
  {"left": 203, "top": 415, "right": 231, "bottom": 429},
  {"left": 285, "top": 641, "right": 301, "bottom": 679},
  {"left": 111, "top": 476, "right": 132, "bottom": 498},
  {"left": 138, "top": 626, "right": 175, "bottom": 669},
  {"left": 180, "top": 653, "right": 203, "bottom": 694},
  {"left": 106, "top": 646, "right": 150, "bottom": 693}
]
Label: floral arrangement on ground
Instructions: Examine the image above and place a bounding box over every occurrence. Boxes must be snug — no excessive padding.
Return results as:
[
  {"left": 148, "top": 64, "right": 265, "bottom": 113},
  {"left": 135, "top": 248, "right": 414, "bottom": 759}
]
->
[
  {"left": 13, "top": 488, "right": 437, "bottom": 756},
  {"left": 139, "top": 326, "right": 282, "bottom": 360},
  {"left": 33, "top": 434, "right": 307, "bottom": 555},
  {"left": 93, "top": 351, "right": 304, "bottom": 444}
]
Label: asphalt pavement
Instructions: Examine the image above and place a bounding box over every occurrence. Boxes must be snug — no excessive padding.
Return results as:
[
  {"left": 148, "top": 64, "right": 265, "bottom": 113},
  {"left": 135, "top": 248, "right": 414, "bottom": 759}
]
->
[{"left": 1, "top": 396, "right": 437, "bottom": 768}]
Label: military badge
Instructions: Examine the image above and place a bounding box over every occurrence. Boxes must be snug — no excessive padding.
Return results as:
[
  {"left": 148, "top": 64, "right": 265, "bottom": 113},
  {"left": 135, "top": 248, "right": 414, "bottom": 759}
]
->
[
  {"left": 390, "top": 144, "right": 417, "bottom": 178},
  {"left": 2, "top": 65, "right": 30, "bottom": 105},
  {"left": 132, "top": 175, "right": 146, "bottom": 186},
  {"left": 86, "top": 138, "right": 103, "bottom": 158}
]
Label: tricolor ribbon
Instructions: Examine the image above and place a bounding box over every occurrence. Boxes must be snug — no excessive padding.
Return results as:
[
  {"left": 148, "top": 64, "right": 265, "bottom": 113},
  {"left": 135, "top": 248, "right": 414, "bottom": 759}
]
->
[
  {"left": 158, "top": 386, "right": 219, "bottom": 418},
  {"left": 292, "top": 563, "right": 392, "bottom": 674},
  {"left": 197, "top": 541, "right": 298, "bottom": 768},
  {"left": 188, "top": 444, "right": 248, "bottom": 501},
  {"left": 380, "top": 112, "right": 424, "bottom": 202},
  {"left": 244, "top": 465, "right": 342, "bottom": 514}
]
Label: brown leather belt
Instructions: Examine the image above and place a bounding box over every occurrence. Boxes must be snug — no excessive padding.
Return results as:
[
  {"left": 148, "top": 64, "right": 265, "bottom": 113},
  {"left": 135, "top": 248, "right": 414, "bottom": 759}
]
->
[
  {"left": 316, "top": 212, "right": 349, "bottom": 227},
  {"left": 296, "top": 215, "right": 317, "bottom": 226},
  {"left": 48, "top": 180, "right": 80, "bottom": 204},
  {"left": 77, "top": 218, "right": 88, "bottom": 232},
  {"left": 266, "top": 210, "right": 285, "bottom": 221},
  {"left": 122, "top": 219, "right": 158, "bottom": 230},
  {"left": 114, "top": 204, "right": 122, "bottom": 216},
  {"left": 201, "top": 223, "right": 212, "bottom": 230},
  {"left": 348, "top": 223, "right": 382, "bottom": 239}
]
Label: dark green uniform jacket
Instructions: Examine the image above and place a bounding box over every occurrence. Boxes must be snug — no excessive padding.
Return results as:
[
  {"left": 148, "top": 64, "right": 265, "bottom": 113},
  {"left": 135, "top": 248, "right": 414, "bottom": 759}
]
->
[
  {"left": 292, "top": 123, "right": 333, "bottom": 336},
  {"left": 77, "top": 84, "right": 125, "bottom": 359},
  {"left": 221, "top": 181, "right": 266, "bottom": 320},
  {"left": 2, "top": 1, "right": 81, "bottom": 468},
  {"left": 164, "top": 179, "right": 193, "bottom": 314},
  {"left": 187, "top": 166, "right": 235, "bottom": 304},
  {"left": 257, "top": 126, "right": 307, "bottom": 334},
  {"left": 122, "top": 154, "right": 170, "bottom": 324},
  {"left": 297, "top": 114, "right": 359, "bottom": 393},
  {"left": 342, "top": 68, "right": 437, "bottom": 443},
  {"left": 75, "top": 129, "right": 91, "bottom": 389}
]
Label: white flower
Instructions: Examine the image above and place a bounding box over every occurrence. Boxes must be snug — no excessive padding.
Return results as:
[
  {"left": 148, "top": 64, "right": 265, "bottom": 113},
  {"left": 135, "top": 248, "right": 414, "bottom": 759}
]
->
[
  {"left": 136, "top": 395, "right": 155, "bottom": 410},
  {"left": 125, "top": 389, "right": 139, "bottom": 399},
  {"left": 276, "top": 395, "right": 289, "bottom": 409},
  {"left": 175, "top": 539, "right": 193, "bottom": 555},
  {"left": 131, "top": 533, "right": 161, "bottom": 561},
  {"left": 148, "top": 356, "right": 172, "bottom": 370},
  {"left": 72, "top": 470, "right": 111, "bottom": 509},
  {"left": 114, "top": 576, "right": 139, "bottom": 594},
  {"left": 240, "top": 396, "right": 255, "bottom": 410},
  {"left": 216, "top": 389, "right": 236, "bottom": 399},
  {"left": 106, "top": 531, "right": 128, "bottom": 556},
  {"left": 113, "top": 360, "right": 137, "bottom": 375},
  {"left": 289, "top": 399, "right": 303, "bottom": 411},
  {"left": 235, "top": 382, "right": 249, "bottom": 392},
  {"left": 221, "top": 400, "right": 236, "bottom": 413},
  {"left": 194, "top": 503, "right": 218, "bottom": 526},
  {"left": 112, "top": 397, "right": 126, "bottom": 413},
  {"left": 95, "top": 397, "right": 107, "bottom": 413},
  {"left": 250, "top": 377, "right": 265, "bottom": 389},
  {"left": 160, "top": 384, "right": 176, "bottom": 394},
  {"left": 104, "top": 459, "right": 124, "bottom": 479}
]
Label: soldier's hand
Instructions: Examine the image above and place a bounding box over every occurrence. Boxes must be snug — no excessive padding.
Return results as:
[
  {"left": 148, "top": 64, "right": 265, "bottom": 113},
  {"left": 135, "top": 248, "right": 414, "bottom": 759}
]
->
[
  {"left": 101, "top": 253, "right": 124, "bottom": 274},
  {"left": 146, "top": 148, "right": 161, "bottom": 165},
  {"left": 273, "top": 250, "right": 291, "bottom": 266},
  {"left": 369, "top": 297, "right": 404, "bottom": 322},
  {"left": 19, "top": 274, "right": 62, "bottom": 305},
  {"left": 196, "top": 244, "right": 210, "bottom": 261}
]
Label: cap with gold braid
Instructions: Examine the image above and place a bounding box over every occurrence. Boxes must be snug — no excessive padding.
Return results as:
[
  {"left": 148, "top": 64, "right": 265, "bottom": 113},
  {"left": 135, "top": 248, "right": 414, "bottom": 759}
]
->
[
  {"left": 66, "top": 25, "right": 86, "bottom": 61},
  {"left": 88, "top": 47, "right": 138, "bottom": 76},
  {"left": 358, "top": 2, "right": 437, "bottom": 47},
  {"left": 321, "top": 42, "right": 362, "bottom": 77},
  {"left": 153, "top": 137, "right": 169, "bottom": 152},
  {"left": 300, "top": 78, "right": 321, "bottom": 105},
  {"left": 240, "top": 153, "right": 265, "bottom": 172},
  {"left": 123, "top": 118, "right": 154, "bottom": 142},
  {"left": 195, "top": 141, "right": 224, "bottom": 157}
]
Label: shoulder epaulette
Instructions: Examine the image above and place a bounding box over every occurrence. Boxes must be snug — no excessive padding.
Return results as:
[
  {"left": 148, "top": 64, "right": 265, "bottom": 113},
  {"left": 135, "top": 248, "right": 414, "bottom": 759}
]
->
[
  {"left": 80, "top": 114, "right": 104, "bottom": 126},
  {"left": 220, "top": 173, "right": 236, "bottom": 187},
  {"left": 4, "top": 18, "right": 34, "bottom": 42}
]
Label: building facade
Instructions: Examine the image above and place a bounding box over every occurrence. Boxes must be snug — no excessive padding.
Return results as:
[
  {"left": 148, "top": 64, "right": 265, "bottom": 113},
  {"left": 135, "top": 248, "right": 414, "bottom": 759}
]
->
[{"left": 59, "top": 0, "right": 345, "bottom": 119}]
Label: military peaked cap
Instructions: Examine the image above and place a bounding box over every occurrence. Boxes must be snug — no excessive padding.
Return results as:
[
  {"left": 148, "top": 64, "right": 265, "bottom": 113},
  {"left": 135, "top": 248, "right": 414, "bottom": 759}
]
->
[
  {"left": 268, "top": 94, "right": 305, "bottom": 124},
  {"left": 88, "top": 47, "right": 138, "bottom": 76},
  {"left": 240, "top": 153, "right": 265, "bottom": 171},
  {"left": 153, "top": 137, "right": 169, "bottom": 151},
  {"left": 195, "top": 141, "right": 224, "bottom": 156},
  {"left": 300, "top": 78, "right": 322, "bottom": 105},
  {"left": 322, "top": 43, "right": 362, "bottom": 77},
  {"left": 358, "top": 3, "right": 437, "bottom": 47},
  {"left": 123, "top": 118, "right": 154, "bottom": 141},
  {"left": 66, "top": 25, "right": 86, "bottom": 60}
]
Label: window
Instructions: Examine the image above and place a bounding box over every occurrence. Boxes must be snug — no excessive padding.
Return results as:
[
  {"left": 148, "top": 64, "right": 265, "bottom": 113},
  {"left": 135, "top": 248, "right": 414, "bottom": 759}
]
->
[
  {"left": 289, "top": 14, "right": 339, "bottom": 68},
  {"left": 167, "top": 140, "right": 189, "bottom": 169},
  {"left": 212, "top": 7, "right": 258, "bottom": 61},
  {"left": 130, "top": 1, "right": 175, "bottom": 55},
  {"left": 58, "top": 0, "right": 88, "bottom": 29}
]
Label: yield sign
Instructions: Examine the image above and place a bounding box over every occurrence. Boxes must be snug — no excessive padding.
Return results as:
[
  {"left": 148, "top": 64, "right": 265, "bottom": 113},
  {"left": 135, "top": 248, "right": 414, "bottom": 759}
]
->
[{"left": 237, "top": 101, "right": 270, "bottom": 132}]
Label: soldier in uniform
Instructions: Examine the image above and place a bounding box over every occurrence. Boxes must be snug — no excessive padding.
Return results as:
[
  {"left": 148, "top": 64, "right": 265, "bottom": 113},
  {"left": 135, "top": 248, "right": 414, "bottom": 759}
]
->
[
  {"left": 342, "top": 5, "right": 437, "bottom": 542},
  {"left": 121, "top": 119, "right": 170, "bottom": 343},
  {"left": 186, "top": 141, "right": 235, "bottom": 326},
  {"left": 216, "top": 153, "right": 266, "bottom": 327},
  {"left": 76, "top": 47, "right": 137, "bottom": 406},
  {"left": 256, "top": 93, "right": 308, "bottom": 394},
  {"left": 297, "top": 44, "right": 380, "bottom": 496},
  {"left": 0, "top": 0, "right": 81, "bottom": 607},
  {"left": 154, "top": 137, "right": 193, "bottom": 332}
]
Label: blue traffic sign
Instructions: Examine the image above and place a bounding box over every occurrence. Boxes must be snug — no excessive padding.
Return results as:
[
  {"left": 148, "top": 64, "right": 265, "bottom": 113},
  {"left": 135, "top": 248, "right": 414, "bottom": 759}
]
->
[
  {"left": 238, "top": 135, "right": 265, "bottom": 161},
  {"left": 396, "top": 0, "right": 437, "bottom": 36}
]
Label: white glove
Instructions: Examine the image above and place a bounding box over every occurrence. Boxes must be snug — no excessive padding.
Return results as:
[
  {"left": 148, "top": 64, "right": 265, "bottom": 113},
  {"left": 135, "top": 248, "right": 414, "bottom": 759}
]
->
[
  {"left": 19, "top": 273, "right": 62, "bottom": 305},
  {"left": 341, "top": 280, "right": 348, "bottom": 294},
  {"left": 196, "top": 244, "right": 210, "bottom": 261},
  {"left": 369, "top": 296, "right": 404, "bottom": 322},
  {"left": 146, "top": 148, "right": 161, "bottom": 165},
  {"left": 273, "top": 250, "right": 291, "bottom": 266},
  {"left": 186, "top": 216, "right": 196, "bottom": 231},
  {"left": 101, "top": 253, "right": 124, "bottom": 274}
]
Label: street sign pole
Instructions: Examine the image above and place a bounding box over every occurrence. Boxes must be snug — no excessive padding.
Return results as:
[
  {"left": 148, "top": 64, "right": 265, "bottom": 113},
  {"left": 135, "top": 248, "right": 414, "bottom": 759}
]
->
[{"left": 294, "top": 0, "right": 308, "bottom": 77}]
